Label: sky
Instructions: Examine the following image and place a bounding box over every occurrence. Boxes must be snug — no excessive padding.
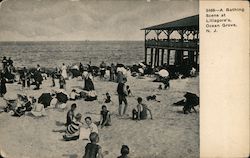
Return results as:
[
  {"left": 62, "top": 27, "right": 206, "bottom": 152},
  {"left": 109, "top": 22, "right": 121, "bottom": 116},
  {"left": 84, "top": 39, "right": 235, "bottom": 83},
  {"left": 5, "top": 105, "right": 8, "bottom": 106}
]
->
[{"left": 0, "top": 0, "right": 198, "bottom": 41}]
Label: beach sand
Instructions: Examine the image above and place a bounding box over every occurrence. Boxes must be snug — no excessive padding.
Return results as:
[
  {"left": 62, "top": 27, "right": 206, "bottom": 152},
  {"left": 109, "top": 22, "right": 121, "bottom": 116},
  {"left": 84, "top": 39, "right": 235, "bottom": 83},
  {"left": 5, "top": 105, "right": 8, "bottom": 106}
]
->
[{"left": 0, "top": 74, "right": 199, "bottom": 158}]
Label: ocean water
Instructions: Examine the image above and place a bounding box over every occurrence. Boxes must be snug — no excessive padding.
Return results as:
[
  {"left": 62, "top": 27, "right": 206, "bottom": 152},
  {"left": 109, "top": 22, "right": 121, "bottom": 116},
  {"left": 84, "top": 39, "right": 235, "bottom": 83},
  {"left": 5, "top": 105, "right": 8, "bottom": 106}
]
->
[{"left": 0, "top": 41, "right": 144, "bottom": 68}]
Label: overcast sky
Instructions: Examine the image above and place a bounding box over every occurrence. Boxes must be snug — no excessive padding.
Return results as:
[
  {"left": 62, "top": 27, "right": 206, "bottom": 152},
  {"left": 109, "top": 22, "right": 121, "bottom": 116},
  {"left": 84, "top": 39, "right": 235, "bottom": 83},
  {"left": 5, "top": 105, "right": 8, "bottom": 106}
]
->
[{"left": 0, "top": 0, "right": 198, "bottom": 41}]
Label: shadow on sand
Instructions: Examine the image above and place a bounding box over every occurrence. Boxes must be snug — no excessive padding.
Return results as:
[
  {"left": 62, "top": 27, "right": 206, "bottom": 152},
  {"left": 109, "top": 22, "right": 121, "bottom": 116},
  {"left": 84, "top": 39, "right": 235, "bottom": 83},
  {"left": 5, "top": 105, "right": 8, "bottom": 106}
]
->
[{"left": 62, "top": 154, "right": 78, "bottom": 158}]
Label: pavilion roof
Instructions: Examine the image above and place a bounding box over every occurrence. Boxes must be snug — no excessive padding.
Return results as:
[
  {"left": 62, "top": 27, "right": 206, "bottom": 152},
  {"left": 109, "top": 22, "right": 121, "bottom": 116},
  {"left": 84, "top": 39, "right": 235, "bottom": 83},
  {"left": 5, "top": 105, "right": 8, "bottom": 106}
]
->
[{"left": 141, "top": 15, "right": 199, "bottom": 30}]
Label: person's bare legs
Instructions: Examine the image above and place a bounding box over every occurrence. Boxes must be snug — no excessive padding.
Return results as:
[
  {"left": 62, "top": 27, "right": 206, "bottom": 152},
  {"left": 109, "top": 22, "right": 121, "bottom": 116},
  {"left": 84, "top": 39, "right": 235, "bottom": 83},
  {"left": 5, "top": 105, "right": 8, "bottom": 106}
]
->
[
  {"left": 118, "top": 104, "right": 122, "bottom": 116},
  {"left": 123, "top": 103, "right": 128, "bottom": 115}
]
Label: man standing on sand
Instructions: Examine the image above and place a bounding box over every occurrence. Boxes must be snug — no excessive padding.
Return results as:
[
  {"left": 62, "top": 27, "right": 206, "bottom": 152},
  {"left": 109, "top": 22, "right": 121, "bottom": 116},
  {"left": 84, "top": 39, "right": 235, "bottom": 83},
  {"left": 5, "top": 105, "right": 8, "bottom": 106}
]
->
[{"left": 116, "top": 78, "right": 128, "bottom": 116}]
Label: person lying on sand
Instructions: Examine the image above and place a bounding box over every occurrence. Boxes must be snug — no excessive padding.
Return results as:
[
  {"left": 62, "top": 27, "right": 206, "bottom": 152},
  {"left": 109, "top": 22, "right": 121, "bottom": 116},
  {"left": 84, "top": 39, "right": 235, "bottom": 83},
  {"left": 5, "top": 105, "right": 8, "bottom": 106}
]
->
[
  {"left": 146, "top": 95, "right": 160, "bottom": 102},
  {"left": 97, "top": 105, "right": 111, "bottom": 128},
  {"left": 117, "top": 145, "right": 130, "bottom": 158},
  {"left": 83, "top": 132, "right": 103, "bottom": 158},
  {"left": 132, "top": 97, "right": 153, "bottom": 120},
  {"left": 65, "top": 103, "right": 77, "bottom": 126}
]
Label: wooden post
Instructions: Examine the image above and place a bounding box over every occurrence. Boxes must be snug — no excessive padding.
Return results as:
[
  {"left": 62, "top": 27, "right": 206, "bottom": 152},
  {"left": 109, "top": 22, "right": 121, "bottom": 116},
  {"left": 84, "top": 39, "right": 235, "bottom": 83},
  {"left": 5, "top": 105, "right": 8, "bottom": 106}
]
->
[
  {"left": 161, "top": 49, "right": 164, "bottom": 65},
  {"left": 195, "top": 51, "right": 199, "bottom": 67},
  {"left": 150, "top": 48, "right": 153, "bottom": 67},
  {"left": 167, "top": 49, "right": 171, "bottom": 66},
  {"left": 157, "top": 48, "right": 160, "bottom": 66},
  {"left": 154, "top": 48, "right": 157, "bottom": 67},
  {"left": 175, "top": 50, "right": 183, "bottom": 65},
  {"left": 188, "top": 51, "right": 195, "bottom": 66},
  {"left": 144, "top": 30, "right": 147, "bottom": 64}
]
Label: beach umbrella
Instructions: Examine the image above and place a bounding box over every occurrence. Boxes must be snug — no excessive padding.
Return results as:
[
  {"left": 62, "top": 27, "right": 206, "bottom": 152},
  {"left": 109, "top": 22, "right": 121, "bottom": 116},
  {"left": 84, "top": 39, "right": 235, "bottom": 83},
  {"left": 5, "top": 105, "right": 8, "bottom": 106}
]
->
[
  {"left": 38, "top": 93, "right": 53, "bottom": 108},
  {"left": 72, "top": 65, "right": 79, "bottom": 70},
  {"left": 158, "top": 69, "right": 169, "bottom": 77},
  {"left": 56, "top": 92, "right": 68, "bottom": 103},
  {"left": 184, "top": 92, "right": 199, "bottom": 106}
]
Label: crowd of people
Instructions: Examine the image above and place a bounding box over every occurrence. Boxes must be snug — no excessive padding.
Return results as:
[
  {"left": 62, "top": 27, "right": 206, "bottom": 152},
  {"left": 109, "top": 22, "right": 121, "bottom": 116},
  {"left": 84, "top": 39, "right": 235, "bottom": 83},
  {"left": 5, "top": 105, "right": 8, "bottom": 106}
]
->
[{"left": 0, "top": 56, "right": 199, "bottom": 158}]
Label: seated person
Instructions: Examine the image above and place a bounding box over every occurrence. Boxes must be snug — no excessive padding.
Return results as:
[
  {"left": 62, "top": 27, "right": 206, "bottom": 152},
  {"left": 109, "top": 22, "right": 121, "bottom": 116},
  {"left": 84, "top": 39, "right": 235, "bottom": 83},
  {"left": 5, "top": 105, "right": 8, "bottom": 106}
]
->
[
  {"left": 30, "top": 103, "right": 46, "bottom": 117},
  {"left": 158, "top": 84, "right": 163, "bottom": 90},
  {"left": 162, "top": 77, "right": 170, "bottom": 89},
  {"left": 12, "top": 95, "right": 32, "bottom": 117},
  {"left": 79, "top": 116, "right": 98, "bottom": 140},
  {"left": 65, "top": 103, "right": 77, "bottom": 126},
  {"left": 83, "top": 132, "right": 103, "bottom": 158},
  {"left": 85, "top": 116, "right": 98, "bottom": 134},
  {"left": 63, "top": 113, "right": 83, "bottom": 141},
  {"left": 69, "top": 89, "right": 80, "bottom": 101},
  {"left": 97, "top": 105, "right": 111, "bottom": 128},
  {"left": 117, "top": 145, "right": 130, "bottom": 158},
  {"left": 126, "top": 85, "right": 132, "bottom": 96},
  {"left": 104, "top": 92, "right": 112, "bottom": 103},
  {"left": 190, "top": 67, "right": 196, "bottom": 77},
  {"left": 132, "top": 97, "right": 153, "bottom": 120}
]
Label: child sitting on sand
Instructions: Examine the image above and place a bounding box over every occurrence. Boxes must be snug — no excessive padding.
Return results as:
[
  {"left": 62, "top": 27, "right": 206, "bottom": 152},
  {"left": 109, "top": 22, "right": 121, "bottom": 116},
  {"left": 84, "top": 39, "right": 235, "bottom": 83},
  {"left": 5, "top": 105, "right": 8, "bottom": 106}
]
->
[
  {"left": 158, "top": 84, "right": 163, "bottom": 90},
  {"left": 117, "top": 145, "right": 130, "bottom": 158},
  {"left": 65, "top": 103, "right": 77, "bottom": 126},
  {"left": 85, "top": 116, "right": 99, "bottom": 134},
  {"left": 132, "top": 97, "right": 153, "bottom": 120},
  {"left": 126, "top": 85, "right": 132, "bottom": 96},
  {"left": 69, "top": 89, "right": 80, "bottom": 101},
  {"left": 104, "top": 92, "right": 111, "bottom": 103},
  {"left": 162, "top": 77, "right": 170, "bottom": 89},
  {"left": 83, "top": 132, "right": 103, "bottom": 158},
  {"left": 98, "top": 105, "right": 111, "bottom": 128}
]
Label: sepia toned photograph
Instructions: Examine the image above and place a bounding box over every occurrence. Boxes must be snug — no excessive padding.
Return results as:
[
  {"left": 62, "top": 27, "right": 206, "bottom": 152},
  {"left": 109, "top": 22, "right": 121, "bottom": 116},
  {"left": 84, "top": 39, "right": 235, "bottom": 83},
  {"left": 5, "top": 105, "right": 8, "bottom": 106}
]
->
[{"left": 0, "top": 0, "right": 199, "bottom": 157}]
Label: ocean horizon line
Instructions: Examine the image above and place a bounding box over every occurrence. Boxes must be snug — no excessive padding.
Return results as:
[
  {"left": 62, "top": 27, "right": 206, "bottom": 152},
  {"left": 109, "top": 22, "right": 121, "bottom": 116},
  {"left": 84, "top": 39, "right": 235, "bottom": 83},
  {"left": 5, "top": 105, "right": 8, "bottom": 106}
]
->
[{"left": 0, "top": 40, "right": 144, "bottom": 43}]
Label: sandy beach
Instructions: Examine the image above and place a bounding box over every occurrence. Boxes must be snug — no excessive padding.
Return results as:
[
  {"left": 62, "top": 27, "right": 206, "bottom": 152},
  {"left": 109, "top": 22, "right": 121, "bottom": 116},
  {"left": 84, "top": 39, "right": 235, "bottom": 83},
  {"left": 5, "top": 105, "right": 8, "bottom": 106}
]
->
[{"left": 0, "top": 74, "right": 199, "bottom": 158}]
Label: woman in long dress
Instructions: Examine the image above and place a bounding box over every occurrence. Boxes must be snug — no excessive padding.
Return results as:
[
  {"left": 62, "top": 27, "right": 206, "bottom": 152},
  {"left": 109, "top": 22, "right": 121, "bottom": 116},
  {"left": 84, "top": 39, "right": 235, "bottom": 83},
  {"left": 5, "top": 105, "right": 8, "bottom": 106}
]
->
[
  {"left": 83, "top": 71, "right": 95, "bottom": 91},
  {"left": 61, "top": 63, "right": 68, "bottom": 79}
]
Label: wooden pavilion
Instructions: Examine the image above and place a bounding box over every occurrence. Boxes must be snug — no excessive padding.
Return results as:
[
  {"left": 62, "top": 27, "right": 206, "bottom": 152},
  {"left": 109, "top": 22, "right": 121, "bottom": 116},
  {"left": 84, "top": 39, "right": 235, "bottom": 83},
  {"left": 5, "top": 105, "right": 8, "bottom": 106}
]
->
[{"left": 141, "top": 15, "right": 199, "bottom": 70}]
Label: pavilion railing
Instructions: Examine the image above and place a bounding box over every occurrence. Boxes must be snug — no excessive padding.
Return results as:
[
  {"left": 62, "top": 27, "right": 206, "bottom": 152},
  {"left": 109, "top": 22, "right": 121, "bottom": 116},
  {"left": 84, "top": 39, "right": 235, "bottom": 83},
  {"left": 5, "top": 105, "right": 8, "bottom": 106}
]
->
[{"left": 145, "top": 40, "right": 199, "bottom": 49}]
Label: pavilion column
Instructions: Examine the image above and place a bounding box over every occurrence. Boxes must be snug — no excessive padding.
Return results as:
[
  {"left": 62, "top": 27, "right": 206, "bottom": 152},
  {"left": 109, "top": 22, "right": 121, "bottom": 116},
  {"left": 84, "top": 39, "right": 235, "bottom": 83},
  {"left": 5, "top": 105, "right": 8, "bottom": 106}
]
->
[
  {"left": 195, "top": 51, "right": 199, "bottom": 67},
  {"left": 188, "top": 51, "right": 195, "bottom": 66},
  {"left": 145, "top": 47, "right": 147, "bottom": 64},
  {"left": 154, "top": 48, "right": 157, "bottom": 67},
  {"left": 157, "top": 48, "right": 160, "bottom": 66},
  {"left": 167, "top": 49, "right": 171, "bottom": 66},
  {"left": 175, "top": 50, "right": 184, "bottom": 65},
  {"left": 150, "top": 48, "right": 154, "bottom": 67},
  {"left": 161, "top": 49, "right": 164, "bottom": 65}
]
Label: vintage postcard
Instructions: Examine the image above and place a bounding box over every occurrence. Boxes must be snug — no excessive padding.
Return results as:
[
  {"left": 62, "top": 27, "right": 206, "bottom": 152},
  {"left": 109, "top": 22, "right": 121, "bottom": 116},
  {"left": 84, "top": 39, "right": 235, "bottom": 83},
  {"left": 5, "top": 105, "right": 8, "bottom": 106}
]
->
[{"left": 0, "top": 0, "right": 248, "bottom": 158}]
